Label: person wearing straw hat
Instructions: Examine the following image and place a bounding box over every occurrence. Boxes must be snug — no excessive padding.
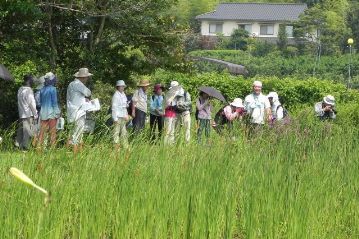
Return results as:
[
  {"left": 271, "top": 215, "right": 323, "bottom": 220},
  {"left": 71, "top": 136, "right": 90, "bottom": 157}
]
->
[
  {"left": 36, "top": 72, "right": 61, "bottom": 150},
  {"left": 131, "top": 76, "right": 150, "bottom": 134},
  {"left": 315, "top": 95, "right": 336, "bottom": 120},
  {"left": 112, "top": 80, "right": 129, "bottom": 150},
  {"left": 149, "top": 83, "right": 165, "bottom": 142},
  {"left": 244, "top": 81, "right": 271, "bottom": 135},
  {"left": 15, "top": 74, "right": 38, "bottom": 150},
  {"left": 66, "top": 67, "right": 92, "bottom": 153},
  {"left": 213, "top": 98, "right": 245, "bottom": 135}
]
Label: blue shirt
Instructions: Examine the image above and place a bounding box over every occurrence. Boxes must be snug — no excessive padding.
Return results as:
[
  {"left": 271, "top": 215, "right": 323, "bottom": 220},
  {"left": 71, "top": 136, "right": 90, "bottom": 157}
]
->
[
  {"left": 40, "top": 86, "right": 61, "bottom": 120},
  {"left": 150, "top": 95, "right": 164, "bottom": 116}
]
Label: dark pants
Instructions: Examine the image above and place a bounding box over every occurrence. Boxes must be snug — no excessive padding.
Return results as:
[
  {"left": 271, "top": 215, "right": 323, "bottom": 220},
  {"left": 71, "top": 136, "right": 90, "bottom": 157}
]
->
[
  {"left": 132, "top": 108, "right": 146, "bottom": 134},
  {"left": 150, "top": 114, "right": 164, "bottom": 142},
  {"left": 197, "top": 119, "right": 210, "bottom": 143},
  {"left": 214, "top": 121, "right": 233, "bottom": 137}
]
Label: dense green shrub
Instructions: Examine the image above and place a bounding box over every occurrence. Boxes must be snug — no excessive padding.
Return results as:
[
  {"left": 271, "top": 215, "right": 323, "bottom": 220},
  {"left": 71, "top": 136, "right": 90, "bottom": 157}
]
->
[
  {"left": 152, "top": 69, "right": 359, "bottom": 109},
  {"left": 189, "top": 50, "right": 359, "bottom": 83}
]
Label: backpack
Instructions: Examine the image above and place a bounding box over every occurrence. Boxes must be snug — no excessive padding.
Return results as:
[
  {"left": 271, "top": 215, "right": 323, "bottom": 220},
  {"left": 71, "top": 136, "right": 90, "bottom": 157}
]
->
[
  {"left": 276, "top": 105, "right": 289, "bottom": 119},
  {"left": 214, "top": 106, "right": 228, "bottom": 126},
  {"left": 174, "top": 91, "right": 192, "bottom": 113}
]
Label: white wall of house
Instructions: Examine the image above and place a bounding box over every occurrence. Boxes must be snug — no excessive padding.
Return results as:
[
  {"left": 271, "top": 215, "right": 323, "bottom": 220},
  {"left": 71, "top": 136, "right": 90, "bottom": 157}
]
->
[{"left": 200, "top": 20, "right": 293, "bottom": 38}]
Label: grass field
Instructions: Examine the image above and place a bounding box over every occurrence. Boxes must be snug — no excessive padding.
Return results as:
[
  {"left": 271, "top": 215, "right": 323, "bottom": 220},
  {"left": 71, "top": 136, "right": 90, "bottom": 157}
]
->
[{"left": 1, "top": 118, "right": 359, "bottom": 238}]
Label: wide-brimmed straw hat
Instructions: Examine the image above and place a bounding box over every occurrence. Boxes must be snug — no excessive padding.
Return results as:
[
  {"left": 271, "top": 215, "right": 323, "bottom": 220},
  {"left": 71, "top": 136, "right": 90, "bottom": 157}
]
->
[
  {"left": 230, "top": 98, "right": 244, "bottom": 108},
  {"left": 323, "top": 95, "right": 335, "bottom": 106},
  {"left": 137, "top": 79, "right": 150, "bottom": 87},
  {"left": 74, "top": 68, "right": 93, "bottom": 78},
  {"left": 116, "top": 80, "right": 126, "bottom": 87}
]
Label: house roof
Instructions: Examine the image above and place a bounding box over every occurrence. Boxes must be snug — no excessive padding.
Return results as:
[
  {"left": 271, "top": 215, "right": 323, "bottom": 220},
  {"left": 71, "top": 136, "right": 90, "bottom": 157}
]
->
[{"left": 196, "top": 3, "right": 307, "bottom": 22}]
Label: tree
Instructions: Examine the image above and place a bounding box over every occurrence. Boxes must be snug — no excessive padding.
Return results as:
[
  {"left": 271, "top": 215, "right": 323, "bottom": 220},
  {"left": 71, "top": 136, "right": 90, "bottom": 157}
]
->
[
  {"left": 277, "top": 24, "right": 288, "bottom": 52},
  {"left": 295, "top": 0, "right": 351, "bottom": 55},
  {"left": 227, "top": 28, "right": 249, "bottom": 50}
]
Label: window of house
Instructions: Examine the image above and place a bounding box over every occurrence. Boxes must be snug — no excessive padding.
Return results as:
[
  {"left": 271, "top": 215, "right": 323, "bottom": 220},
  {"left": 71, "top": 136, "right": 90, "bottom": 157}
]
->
[
  {"left": 286, "top": 25, "right": 294, "bottom": 37},
  {"left": 238, "top": 24, "right": 252, "bottom": 34},
  {"left": 209, "top": 23, "right": 223, "bottom": 34},
  {"left": 260, "top": 24, "right": 274, "bottom": 35}
]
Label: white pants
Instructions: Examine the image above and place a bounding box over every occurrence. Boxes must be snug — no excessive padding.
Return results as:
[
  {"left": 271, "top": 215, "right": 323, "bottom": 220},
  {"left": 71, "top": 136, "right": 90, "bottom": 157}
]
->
[
  {"left": 164, "top": 117, "right": 177, "bottom": 145},
  {"left": 113, "top": 118, "right": 128, "bottom": 148},
  {"left": 164, "top": 113, "right": 191, "bottom": 144},
  {"left": 178, "top": 113, "right": 191, "bottom": 143},
  {"left": 70, "top": 115, "right": 85, "bottom": 145}
]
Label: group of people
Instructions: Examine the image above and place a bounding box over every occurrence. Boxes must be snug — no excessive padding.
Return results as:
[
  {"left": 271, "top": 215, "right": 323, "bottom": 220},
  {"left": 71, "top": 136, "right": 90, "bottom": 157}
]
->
[{"left": 14, "top": 67, "right": 337, "bottom": 152}]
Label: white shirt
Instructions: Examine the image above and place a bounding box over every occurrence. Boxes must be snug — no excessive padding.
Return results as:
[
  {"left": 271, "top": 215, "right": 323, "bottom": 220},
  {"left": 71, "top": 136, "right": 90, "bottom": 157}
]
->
[
  {"left": 66, "top": 79, "right": 91, "bottom": 123},
  {"left": 112, "top": 91, "right": 128, "bottom": 121},
  {"left": 17, "top": 86, "right": 37, "bottom": 119},
  {"left": 244, "top": 93, "right": 270, "bottom": 124}
]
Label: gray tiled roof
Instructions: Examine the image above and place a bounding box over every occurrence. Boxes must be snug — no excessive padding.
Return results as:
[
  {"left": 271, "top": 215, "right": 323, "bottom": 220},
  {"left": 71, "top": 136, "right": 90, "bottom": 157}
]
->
[{"left": 196, "top": 3, "right": 307, "bottom": 22}]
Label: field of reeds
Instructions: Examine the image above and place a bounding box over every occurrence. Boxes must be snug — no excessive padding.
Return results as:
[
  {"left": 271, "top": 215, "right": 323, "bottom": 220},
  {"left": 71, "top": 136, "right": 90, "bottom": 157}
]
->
[{"left": 0, "top": 111, "right": 359, "bottom": 238}]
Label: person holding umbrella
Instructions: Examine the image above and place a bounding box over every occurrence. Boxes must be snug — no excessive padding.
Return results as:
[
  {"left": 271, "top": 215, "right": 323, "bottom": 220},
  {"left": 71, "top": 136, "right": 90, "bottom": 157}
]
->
[
  {"left": 15, "top": 74, "right": 38, "bottom": 150},
  {"left": 196, "top": 91, "right": 212, "bottom": 144}
]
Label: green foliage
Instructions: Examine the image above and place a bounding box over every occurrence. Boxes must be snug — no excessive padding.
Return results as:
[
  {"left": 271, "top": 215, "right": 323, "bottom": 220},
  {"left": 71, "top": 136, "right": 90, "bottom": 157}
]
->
[
  {"left": 1, "top": 117, "right": 359, "bottom": 237},
  {"left": 152, "top": 69, "right": 359, "bottom": 108},
  {"left": 189, "top": 50, "right": 359, "bottom": 83},
  {"left": 227, "top": 28, "right": 249, "bottom": 50},
  {"left": 277, "top": 24, "right": 288, "bottom": 52}
]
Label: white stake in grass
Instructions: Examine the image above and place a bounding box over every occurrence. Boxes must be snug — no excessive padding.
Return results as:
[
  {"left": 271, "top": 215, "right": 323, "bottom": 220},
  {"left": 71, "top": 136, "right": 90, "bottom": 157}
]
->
[{"left": 9, "top": 167, "right": 49, "bottom": 196}]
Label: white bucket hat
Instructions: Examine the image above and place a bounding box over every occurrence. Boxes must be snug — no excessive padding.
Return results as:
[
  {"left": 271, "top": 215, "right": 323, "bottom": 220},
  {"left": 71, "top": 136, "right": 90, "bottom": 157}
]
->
[
  {"left": 170, "top": 81, "right": 179, "bottom": 89},
  {"left": 253, "top": 81, "right": 262, "bottom": 87},
  {"left": 267, "top": 92, "right": 279, "bottom": 102},
  {"left": 116, "top": 80, "right": 126, "bottom": 87},
  {"left": 74, "top": 68, "right": 93, "bottom": 78},
  {"left": 323, "top": 95, "right": 335, "bottom": 106},
  {"left": 230, "top": 98, "right": 244, "bottom": 108}
]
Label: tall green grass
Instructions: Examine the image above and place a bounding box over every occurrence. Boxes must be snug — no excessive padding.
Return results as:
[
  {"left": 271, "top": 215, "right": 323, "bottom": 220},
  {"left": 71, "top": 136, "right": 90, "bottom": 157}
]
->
[{"left": 0, "top": 118, "right": 358, "bottom": 238}]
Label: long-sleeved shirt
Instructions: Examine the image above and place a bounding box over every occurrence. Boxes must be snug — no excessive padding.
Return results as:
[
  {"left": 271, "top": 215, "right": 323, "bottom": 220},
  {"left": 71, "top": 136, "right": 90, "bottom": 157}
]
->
[
  {"left": 17, "top": 86, "right": 37, "bottom": 119},
  {"left": 66, "top": 79, "right": 91, "bottom": 123},
  {"left": 150, "top": 95, "right": 164, "bottom": 116},
  {"left": 39, "top": 86, "right": 61, "bottom": 120},
  {"left": 315, "top": 102, "right": 336, "bottom": 120},
  {"left": 223, "top": 106, "right": 238, "bottom": 121},
  {"left": 112, "top": 91, "right": 128, "bottom": 121},
  {"left": 132, "top": 88, "right": 147, "bottom": 113},
  {"left": 196, "top": 97, "right": 212, "bottom": 120}
]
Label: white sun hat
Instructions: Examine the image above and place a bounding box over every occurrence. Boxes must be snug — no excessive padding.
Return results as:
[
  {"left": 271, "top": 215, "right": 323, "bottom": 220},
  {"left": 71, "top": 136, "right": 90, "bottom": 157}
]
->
[
  {"left": 230, "top": 98, "right": 244, "bottom": 108},
  {"left": 74, "top": 68, "right": 93, "bottom": 78},
  {"left": 323, "top": 95, "right": 335, "bottom": 106},
  {"left": 116, "top": 80, "right": 126, "bottom": 87},
  {"left": 170, "top": 81, "right": 179, "bottom": 89},
  {"left": 267, "top": 92, "right": 279, "bottom": 102}
]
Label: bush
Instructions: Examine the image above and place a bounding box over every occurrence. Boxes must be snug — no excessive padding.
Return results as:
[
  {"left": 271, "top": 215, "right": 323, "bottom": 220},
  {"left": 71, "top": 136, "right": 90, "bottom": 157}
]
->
[
  {"left": 152, "top": 69, "right": 359, "bottom": 109},
  {"left": 189, "top": 50, "right": 359, "bottom": 83}
]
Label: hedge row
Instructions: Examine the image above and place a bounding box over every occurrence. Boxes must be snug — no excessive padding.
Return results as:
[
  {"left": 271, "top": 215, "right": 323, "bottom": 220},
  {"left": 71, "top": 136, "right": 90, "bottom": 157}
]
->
[{"left": 151, "top": 69, "right": 359, "bottom": 109}]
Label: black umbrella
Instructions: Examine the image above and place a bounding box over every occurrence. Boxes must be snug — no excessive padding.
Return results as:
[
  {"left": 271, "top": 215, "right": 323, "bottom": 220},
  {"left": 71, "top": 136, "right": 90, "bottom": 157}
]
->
[
  {"left": 0, "top": 64, "right": 13, "bottom": 81},
  {"left": 198, "top": 86, "right": 226, "bottom": 102}
]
